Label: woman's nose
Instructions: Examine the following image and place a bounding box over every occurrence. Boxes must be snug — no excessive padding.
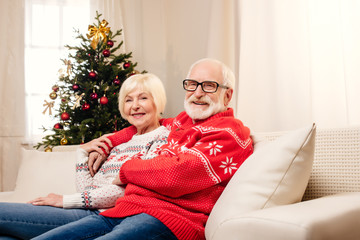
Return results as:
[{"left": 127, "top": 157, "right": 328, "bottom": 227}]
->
[{"left": 131, "top": 99, "right": 140, "bottom": 109}]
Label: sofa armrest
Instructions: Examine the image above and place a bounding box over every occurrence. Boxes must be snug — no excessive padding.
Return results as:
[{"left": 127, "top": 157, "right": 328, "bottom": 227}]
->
[
  {"left": 0, "top": 148, "right": 77, "bottom": 203},
  {"left": 206, "top": 192, "right": 360, "bottom": 240}
]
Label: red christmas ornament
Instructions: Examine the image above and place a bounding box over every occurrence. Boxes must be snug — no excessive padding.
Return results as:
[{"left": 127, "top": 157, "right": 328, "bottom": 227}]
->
[
  {"left": 53, "top": 123, "right": 63, "bottom": 129},
  {"left": 82, "top": 103, "right": 90, "bottom": 110},
  {"left": 113, "top": 77, "right": 120, "bottom": 85},
  {"left": 123, "top": 62, "right": 131, "bottom": 69},
  {"left": 88, "top": 71, "right": 97, "bottom": 79},
  {"left": 90, "top": 92, "right": 98, "bottom": 100},
  {"left": 102, "top": 49, "right": 111, "bottom": 57},
  {"left": 107, "top": 40, "right": 114, "bottom": 47},
  {"left": 61, "top": 112, "right": 70, "bottom": 121},
  {"left": 72, "top": 84, "right": 79, "bottom": 91},
  {"left": 52, "top": 85, "right": 59, "bottom": 92},
  {"left": 100, "top": 96, "right": 109, "bottom": 105}
]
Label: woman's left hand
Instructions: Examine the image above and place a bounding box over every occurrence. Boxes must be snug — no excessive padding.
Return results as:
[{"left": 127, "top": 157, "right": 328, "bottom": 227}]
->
[
  {"left": 28, "top": 193, "right": 64, "bottom": 208},
  {"left": 112, "top": 174, "right": 123, "bottom": 186}
]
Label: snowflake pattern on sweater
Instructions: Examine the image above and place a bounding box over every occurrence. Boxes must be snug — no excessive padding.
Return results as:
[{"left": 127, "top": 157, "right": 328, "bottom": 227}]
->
[
  {"left": 62, "top": 126, "right": 169, "bottom": 210},
  {"left": 103, "top": 109, "right": 253, "bottom": 240}
]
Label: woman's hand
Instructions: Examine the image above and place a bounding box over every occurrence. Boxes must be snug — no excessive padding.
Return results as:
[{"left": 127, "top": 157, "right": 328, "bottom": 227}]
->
[
  {"left": 28, "top": 193, "right": 63, "bottom": 208},
  {"left": 80, "top": 133, "right": 114, "bottom": 155},
  {"left": 112, "top": 174, "right": 123, "bottom": 186},
  {"left": 88, "top": 152, "right": 108, "bottom": 177}
]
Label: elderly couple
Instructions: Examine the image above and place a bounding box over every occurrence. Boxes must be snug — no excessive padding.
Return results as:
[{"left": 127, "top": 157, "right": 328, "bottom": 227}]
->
[{"left": 0, "top": 58, "right": 253, "bottom": 240}]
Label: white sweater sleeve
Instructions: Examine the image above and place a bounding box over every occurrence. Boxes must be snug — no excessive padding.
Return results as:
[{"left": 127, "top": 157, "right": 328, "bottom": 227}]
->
[
  {"left": 74, "top": 148, "right": 92, "bottom": 192},
  {"left": 63, "top": 148, "right": 125, "bottom": 209},
  {"left": 63, "top": 184, "right": 125, "bottom": 209}
]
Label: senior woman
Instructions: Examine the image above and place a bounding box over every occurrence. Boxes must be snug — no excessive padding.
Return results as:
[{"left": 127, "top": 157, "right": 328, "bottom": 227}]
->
[{"left": 0, "top": 73, "right": 169, "bottom": 240}]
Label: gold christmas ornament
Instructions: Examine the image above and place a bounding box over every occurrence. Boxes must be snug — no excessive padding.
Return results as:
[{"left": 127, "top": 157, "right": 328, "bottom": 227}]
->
[
  {"left": 60, "top": 137, "right": 68, "bottom": 145},
  {"left": 63, "top": 59, "right": 72, "bottom": 75},
  {"left": 42, "top": 100, "right": 55, "bottom": 115},
  {"left": 73, "top": 93, "right": 85, "bottom": 109},
  {"left": 49, "top": 91, "right": 57, "bottom": 100},
  {"left": 44, "top": 146, "right": 52, "bottom": 152},
  {"left": 87, "top": 19, "right": 110, "bottom": 50}
]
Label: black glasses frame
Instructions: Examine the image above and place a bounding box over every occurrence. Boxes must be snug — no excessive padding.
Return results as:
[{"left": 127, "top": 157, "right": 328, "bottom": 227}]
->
[{"left": 183, "top": 79, "right": 229, "bottom": 93}]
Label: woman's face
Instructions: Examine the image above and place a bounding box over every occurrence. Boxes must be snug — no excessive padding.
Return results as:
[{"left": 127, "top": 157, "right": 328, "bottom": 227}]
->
[{"left": 124, "top": 89, "right": 159, "bottom": 134}]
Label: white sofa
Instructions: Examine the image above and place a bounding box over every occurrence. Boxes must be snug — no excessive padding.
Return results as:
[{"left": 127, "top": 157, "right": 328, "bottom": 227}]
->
[{"left": 1, "top": 124, "right": 360, "bottom": 240}]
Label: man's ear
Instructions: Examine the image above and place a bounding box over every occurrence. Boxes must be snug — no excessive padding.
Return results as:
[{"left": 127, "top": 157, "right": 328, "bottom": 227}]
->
[{"left": 224, "top": 88, "right": 233, "bottom": 106}]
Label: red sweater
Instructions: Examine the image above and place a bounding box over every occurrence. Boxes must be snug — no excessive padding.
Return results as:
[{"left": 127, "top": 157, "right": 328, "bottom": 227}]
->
[{"left": 102, "top": 109, "right": 253, "bottom": 240}]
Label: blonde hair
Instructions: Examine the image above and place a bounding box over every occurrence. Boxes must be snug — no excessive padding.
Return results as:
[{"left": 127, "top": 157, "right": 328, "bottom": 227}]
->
[{"left": 118, "top": 73, "right": 166, "bottom": 120}]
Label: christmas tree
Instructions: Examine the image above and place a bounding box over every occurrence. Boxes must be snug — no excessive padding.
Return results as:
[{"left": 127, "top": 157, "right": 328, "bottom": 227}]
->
[{"left": 36, "top": 12, "right": 143, "bottom": 151}]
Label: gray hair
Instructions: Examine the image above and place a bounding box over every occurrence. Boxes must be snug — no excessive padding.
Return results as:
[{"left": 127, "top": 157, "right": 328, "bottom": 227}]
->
[{"left": 186, "top": 58, "right": 235, "bottom": 90}]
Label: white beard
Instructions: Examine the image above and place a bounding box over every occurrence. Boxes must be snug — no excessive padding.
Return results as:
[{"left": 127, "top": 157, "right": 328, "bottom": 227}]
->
[{"left": 184, "top": 93, "right": 226, "bottom": 120}]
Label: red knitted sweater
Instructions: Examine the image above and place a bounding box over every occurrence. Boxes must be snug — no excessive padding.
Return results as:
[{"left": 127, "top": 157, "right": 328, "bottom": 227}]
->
[{"left": 102, "top": 109, "right": 253, "bottom": 240}]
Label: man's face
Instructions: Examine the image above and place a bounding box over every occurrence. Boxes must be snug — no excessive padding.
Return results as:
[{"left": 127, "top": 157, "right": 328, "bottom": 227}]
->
[{"left": 184, "top": 61, "right": 232, "bottom": 120}]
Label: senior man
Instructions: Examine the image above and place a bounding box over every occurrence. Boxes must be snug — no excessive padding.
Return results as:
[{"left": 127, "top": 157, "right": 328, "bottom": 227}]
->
[{"left": 34, "top": 58, "right": 254, "bottom": 240}]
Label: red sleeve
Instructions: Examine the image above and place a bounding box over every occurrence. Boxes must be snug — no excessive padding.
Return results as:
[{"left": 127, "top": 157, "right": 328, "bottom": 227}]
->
[
  {"left": 107, "top": 125, "right": 137, "bottom": 147},
  {"left": 105, "top": 118, "right": 174, "bottom": 152},
  {"left": 119, "top": 122, "right": 253, "bottom": 198},
  {"left": 159, "top": 117, "right": 175, "bottom": 128}
]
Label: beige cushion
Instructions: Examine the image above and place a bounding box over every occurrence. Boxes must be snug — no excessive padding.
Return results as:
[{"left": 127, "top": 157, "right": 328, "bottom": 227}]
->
[
  {"left": 206, "top": 124, "right": 316, "bottom": 239},
  {"left": 1, "top": 148, "right": 77, "bottom": 203}
]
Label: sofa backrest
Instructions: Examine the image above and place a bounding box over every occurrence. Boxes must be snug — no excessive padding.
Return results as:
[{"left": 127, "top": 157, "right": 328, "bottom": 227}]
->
[
  {"left": 303, "top": 127, "right": 360, "bottom": 200},
  {"left": 261, "top": 126, "right": 360, "bottom": 201}
]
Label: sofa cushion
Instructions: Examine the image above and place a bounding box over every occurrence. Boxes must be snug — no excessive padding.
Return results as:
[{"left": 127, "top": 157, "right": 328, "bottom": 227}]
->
[
  {"left": 206, "top": 124, "right": 316, "bottom": 239},
  {"left": 6, "top": 148, "right": 77, "bottom": 203}
]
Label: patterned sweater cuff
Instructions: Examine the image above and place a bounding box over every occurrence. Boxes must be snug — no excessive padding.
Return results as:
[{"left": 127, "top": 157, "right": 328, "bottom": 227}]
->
[{"left": 63, "top": 193, "right": 85, "bottom": 209}]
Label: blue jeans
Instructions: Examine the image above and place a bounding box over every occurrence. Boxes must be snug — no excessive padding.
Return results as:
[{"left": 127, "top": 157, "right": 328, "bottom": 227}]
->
[
  {"left": 33, "top": 213, "right": 177, "bottom": 240},
  {"left": 0, "top": 202, "right": 99, "bottom": 240}
]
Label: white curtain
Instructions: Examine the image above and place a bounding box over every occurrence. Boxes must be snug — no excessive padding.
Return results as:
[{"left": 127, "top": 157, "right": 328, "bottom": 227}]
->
[
  {"left": 114, "top": 0, "right": 360, "bottom": 132},
  {"left": 237, "top": 0, "right": 360, "bottom": 132},
  {"left": 0, "top": 0, "right": 25, "bottom": 191}
]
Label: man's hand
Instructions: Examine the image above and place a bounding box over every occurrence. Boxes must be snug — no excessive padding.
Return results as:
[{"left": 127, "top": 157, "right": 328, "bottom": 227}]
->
[
  {"left": 80, "top": 133, "right": 114, "bottom": 155},
  {"left": 88, "top": 152, "right": 107, "bottom": 177},
  {"left": 28, "top": 193, "right": 63, "bottom": 208}
]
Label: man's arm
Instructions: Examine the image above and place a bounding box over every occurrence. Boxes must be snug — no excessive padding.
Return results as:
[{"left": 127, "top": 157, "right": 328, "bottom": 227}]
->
[{"left": 119, "top": 126, "right": 253, "bottom": 198}]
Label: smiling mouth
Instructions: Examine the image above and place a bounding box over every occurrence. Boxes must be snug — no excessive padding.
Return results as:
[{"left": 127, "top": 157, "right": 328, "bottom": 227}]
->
[
  {"left": 193, "top": 101, "right": 208, "bottom": 105},
  {"left": 131, "top": 113, "right": 145, "bottom": 118}
]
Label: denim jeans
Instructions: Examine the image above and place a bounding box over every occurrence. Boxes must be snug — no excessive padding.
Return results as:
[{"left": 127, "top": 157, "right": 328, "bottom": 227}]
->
[
  {"left": 33, "top": 213, "right": 178, "bottom": 240},
  {"left": 0, "top": 202, "right": 99, "bottom": 240}
]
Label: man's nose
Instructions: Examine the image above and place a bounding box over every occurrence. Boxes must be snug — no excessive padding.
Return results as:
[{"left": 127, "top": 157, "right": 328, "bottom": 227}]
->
[{"left": 193, "top": 84, "right": 206, "bottom": 97}]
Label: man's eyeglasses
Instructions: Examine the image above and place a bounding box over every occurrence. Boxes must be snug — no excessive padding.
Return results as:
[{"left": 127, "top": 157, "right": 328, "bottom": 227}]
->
[{"left": 183, "top": 79, "right": 229, "bottom": 93}]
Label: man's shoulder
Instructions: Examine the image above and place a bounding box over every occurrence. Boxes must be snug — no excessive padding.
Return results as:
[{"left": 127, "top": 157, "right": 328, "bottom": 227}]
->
[{"left": 202, "top": 111, "right": 251, "bottom": 138}]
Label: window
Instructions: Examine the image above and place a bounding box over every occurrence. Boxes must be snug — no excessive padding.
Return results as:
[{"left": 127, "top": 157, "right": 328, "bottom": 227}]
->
[{"left": 25, "top": 0, "right": 91, "bottom": 144}]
